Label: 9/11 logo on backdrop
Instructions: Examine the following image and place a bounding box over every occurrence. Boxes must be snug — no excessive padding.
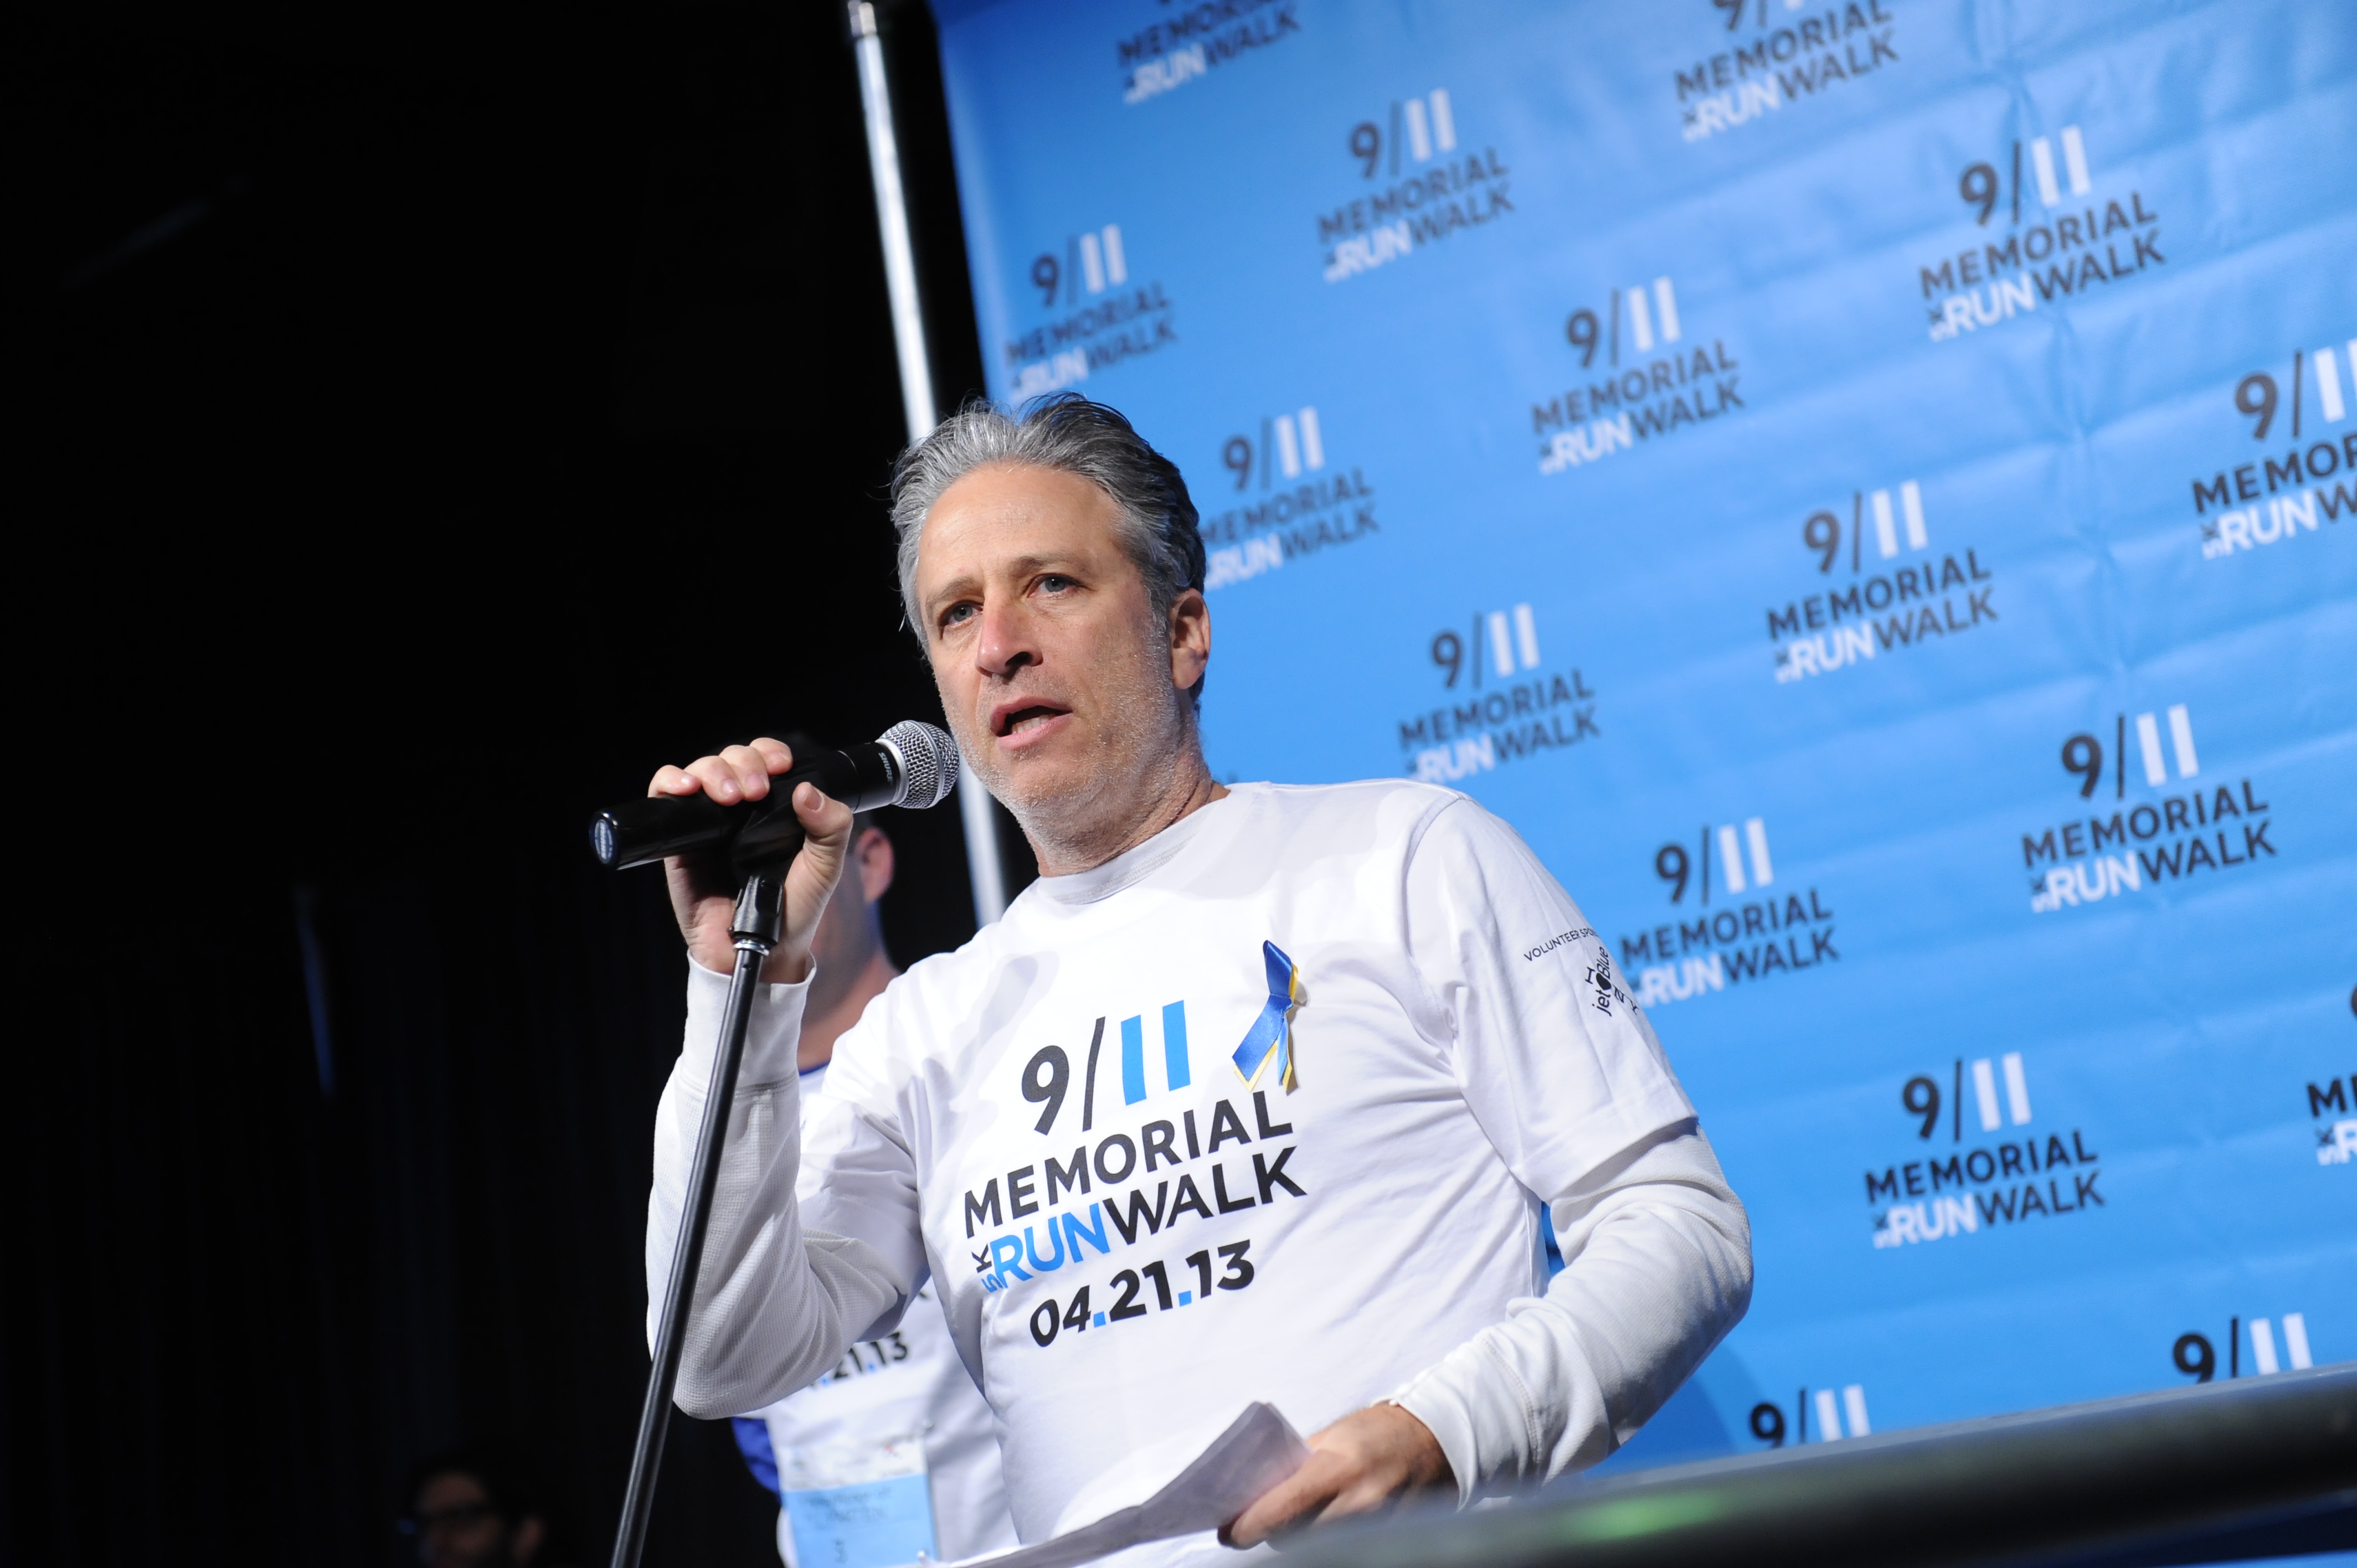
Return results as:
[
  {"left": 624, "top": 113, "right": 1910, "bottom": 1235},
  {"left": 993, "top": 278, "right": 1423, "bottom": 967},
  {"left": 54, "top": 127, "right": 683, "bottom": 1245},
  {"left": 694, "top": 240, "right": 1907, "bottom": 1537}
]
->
[
  {"left": 1912, "top": 123, "right": 2168, "bottom": 344},
  {"left": 1761, "top": 478, "right": 1999, "bottom": 685},
  {"left": 1115, "top": 0, "right": 1301, "bottom": 106},
  {"left": 1617, "top": 816, "right": 1839, "bottom": 1007},
  {"left": 1672, "top": 1, "right": 1901, "bottom": 146},
  {"left": 2189, "top": 334, "right": 2357, "bottom": 563},
  {"left": 1531, "top": 274, "right": 1744, "bottom": 475},
  {"left": 2016, "top": 704, "right": 2279, "bottom": 915},
  {"left": 1867, "top": 1053, "right": 2107, "bottom": 1251},
  {"left": 1318, "top": 87, "right": 1514, "bottom": 284},
  {"left": 1199, "top": 404, "right": 1380, "bottom": 591},
  {"left": 1394, "top": 601, "right": 1597, "bottom": 785},
  {"left": 1003, "top": 222, "right": 1177, "bottom": 400}
]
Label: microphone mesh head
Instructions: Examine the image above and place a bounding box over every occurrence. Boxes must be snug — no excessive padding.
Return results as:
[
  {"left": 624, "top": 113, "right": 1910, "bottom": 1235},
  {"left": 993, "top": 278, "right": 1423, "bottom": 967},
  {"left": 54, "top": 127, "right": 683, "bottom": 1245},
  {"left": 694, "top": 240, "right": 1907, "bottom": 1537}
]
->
[{"left": 881, "top": 720, "right": 960, "bottom": 809}]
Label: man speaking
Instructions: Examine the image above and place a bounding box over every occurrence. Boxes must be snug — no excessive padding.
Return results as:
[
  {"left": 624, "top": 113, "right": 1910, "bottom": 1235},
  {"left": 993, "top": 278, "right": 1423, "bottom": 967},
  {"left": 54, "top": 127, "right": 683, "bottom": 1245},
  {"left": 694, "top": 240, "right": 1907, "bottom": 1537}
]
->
[{"left": 645, "top": 394, "right": 1751, "bottom": 1559}]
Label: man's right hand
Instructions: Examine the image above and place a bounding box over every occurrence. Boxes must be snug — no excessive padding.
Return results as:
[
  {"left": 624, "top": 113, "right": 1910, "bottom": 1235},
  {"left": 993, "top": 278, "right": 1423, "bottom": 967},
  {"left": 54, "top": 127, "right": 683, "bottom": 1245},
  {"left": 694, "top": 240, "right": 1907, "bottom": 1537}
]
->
[{"left": 650, "top": 737, "right": 854, "bottom": 985}]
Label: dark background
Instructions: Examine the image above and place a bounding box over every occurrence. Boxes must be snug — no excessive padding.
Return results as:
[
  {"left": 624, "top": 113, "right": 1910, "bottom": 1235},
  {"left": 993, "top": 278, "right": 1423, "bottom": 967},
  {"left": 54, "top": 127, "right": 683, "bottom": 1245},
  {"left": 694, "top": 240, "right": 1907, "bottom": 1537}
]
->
[{"left": 6, "top": 3, "right": 1021, "bottom": 1563}]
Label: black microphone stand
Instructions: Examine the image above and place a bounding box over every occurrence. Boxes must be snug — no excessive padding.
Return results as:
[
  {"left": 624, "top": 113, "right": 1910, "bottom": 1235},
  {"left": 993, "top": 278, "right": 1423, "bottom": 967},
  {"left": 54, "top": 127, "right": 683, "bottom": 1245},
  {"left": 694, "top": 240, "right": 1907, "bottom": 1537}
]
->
[{"left": 609, "top": 866, "right": 785, "bottom": 1568}]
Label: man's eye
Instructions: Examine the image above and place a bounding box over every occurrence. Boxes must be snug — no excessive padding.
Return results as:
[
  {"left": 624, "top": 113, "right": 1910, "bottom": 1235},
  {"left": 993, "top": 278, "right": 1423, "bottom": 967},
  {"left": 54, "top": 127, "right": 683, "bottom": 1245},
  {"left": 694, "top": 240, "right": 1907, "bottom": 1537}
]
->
[
  {"left": 941, "top": 603, "right": 978, "bottom": 628},
  {"left": 1038, "top": 574, "right": 1075, "bottom": 593}
]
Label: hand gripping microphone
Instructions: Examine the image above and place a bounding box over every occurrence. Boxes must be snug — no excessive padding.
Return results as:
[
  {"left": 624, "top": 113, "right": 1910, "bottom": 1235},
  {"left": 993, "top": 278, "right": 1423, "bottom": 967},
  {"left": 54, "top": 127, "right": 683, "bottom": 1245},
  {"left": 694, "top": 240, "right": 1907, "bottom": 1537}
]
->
[{"left": 589, "top": 720, "right": 960, "bottom": 873}]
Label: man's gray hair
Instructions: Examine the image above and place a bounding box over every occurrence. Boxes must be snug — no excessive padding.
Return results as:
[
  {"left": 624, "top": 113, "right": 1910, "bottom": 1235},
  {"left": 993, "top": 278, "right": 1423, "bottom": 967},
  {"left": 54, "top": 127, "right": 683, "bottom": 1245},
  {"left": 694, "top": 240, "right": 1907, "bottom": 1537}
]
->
[{"left": 890, "top": 394, "right": 1207, "bottom": 694}]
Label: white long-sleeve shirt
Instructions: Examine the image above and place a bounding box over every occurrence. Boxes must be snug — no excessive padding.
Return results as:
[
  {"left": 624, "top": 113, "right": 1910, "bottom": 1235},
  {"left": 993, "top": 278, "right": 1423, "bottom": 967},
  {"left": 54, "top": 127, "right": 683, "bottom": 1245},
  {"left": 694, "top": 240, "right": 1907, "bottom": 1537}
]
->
[{"left": 647, "top": 780, "right": 1751, "bottom": 1561}]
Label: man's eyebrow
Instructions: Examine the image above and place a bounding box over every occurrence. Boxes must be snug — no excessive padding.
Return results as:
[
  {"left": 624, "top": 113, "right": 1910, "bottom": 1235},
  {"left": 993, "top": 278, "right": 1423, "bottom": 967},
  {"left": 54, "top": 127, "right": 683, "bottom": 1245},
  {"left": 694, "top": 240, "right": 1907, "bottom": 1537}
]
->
[
  {"left": 999, "top": 553, "right": 1086, "bottom": 578},
  {"left": 924, "top": 569, "right": 981, "bottom": 611},
  {"left": 923, "top": 554, "right": 1089, "bottom": 612}
]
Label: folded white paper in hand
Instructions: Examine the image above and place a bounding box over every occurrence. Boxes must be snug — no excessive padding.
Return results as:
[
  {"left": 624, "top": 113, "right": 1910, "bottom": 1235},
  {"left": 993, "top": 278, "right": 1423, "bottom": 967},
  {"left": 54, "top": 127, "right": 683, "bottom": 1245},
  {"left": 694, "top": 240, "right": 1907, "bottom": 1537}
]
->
[{"left": 937, "top": 1404, "right": 1309, "bottom": 1568}]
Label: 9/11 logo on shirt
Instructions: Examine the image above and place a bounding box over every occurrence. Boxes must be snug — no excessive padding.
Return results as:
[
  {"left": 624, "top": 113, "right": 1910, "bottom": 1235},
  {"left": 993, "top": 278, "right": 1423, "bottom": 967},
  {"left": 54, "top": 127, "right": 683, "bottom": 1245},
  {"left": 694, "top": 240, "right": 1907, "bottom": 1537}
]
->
[{"left": 963, "top": 942, "right": 1312, "bottom": 1308}]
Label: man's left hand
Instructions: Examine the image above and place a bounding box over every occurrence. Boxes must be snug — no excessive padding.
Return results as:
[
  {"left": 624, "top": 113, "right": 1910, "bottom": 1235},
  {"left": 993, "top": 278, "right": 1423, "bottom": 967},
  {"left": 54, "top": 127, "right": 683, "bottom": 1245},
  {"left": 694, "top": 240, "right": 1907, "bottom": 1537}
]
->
[{"left": 1222, "top": 1402, "right": 1454, "bottom": 1549}]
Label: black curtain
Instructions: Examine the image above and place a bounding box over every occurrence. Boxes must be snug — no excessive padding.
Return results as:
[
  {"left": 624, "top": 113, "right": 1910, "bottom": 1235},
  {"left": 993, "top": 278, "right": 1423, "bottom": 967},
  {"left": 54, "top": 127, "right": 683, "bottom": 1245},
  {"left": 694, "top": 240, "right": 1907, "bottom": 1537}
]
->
[{"left": 6, "top": 3, "right": 1012, "bottom": 1563}]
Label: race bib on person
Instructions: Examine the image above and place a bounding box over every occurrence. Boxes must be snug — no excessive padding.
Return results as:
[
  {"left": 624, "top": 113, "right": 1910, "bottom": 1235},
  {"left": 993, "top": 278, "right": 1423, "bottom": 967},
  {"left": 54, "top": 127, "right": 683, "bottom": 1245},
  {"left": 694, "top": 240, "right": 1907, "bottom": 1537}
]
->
[{"left": 780, "top": 1431, "right": 936, "bottom": 1568}]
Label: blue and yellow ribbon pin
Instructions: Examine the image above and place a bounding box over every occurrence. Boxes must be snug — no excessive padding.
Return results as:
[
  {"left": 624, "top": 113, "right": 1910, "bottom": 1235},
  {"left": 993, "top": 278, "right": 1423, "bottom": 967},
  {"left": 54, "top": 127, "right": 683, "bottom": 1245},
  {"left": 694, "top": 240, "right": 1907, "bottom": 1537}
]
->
[{"left": 1230, "top": 940, "right": 1305, "bottom": 1092}]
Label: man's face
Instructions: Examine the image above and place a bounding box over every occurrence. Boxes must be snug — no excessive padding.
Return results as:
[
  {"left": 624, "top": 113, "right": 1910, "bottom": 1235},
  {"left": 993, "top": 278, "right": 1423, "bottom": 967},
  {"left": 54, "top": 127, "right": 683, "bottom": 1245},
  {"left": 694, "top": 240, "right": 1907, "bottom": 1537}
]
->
[
  {"left": 411, "top": 1473, "right": 538, "bottom": 1568},
  {"left": 914, "top": 462, "right": 1206, "bottom": 836}
]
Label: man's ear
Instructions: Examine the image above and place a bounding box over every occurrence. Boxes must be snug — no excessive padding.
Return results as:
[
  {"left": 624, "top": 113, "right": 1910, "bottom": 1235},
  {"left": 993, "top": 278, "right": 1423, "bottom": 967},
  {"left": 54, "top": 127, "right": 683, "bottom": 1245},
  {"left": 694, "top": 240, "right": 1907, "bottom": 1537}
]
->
[
  {"left": 856, "top": 826, "right": 897, "bottom": 903},
  {"left": 1168, "top": 587, "right": 1210, "bottom": 693},
  {"left": 511, "top": 1515, "right": 546, "bottom": 1566}
]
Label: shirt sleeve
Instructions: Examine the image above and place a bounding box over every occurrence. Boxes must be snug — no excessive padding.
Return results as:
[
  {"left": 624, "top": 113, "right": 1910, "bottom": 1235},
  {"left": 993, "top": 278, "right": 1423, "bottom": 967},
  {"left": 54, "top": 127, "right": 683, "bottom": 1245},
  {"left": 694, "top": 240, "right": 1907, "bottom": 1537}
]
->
[
  {"left": 1386, "top": 798, "right": 1754, "bottom": 1499},
  {"left": 646, "top": 961, "right": 918, "bottom": 1420}
]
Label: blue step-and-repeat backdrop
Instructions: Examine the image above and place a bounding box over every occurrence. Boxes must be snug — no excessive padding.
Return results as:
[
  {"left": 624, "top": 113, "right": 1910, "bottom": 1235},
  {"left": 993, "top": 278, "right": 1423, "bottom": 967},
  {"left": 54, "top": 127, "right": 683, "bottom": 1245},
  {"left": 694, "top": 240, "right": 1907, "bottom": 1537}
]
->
[{"left": 927, "top": 0, "right": 2355, "bottom": 1469}]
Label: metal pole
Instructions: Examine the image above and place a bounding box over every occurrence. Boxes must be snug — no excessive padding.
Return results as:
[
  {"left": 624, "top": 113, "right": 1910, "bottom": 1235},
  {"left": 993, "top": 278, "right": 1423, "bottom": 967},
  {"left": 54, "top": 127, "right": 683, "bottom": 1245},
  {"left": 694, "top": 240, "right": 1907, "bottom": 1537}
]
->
[
  {"left": 848, "top": 0, "right": 1006, "bottom": 927},
  {"left": 608, "top": 872, "right": 785, "bottom": 1568}
]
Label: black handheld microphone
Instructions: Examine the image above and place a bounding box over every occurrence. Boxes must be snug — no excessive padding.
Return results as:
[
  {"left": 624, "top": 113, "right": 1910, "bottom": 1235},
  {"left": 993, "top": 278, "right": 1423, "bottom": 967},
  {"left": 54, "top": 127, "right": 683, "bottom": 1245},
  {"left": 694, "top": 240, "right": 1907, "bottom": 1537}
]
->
[{"left": 589, "top": 721, "right": 961, "bottom": 872}]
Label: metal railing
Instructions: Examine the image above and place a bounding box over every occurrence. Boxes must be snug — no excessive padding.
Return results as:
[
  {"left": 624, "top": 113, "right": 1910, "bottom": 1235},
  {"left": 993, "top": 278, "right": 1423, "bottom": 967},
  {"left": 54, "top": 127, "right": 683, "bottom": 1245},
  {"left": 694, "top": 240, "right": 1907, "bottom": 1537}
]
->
[{"left": 1287, "top": 1363, "right": 2356, "bottom": 1568}]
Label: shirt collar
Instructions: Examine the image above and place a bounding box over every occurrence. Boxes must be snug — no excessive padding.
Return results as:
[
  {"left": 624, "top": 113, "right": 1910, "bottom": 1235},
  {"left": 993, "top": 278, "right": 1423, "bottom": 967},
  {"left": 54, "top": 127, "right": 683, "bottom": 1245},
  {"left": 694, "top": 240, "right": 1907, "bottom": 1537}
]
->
[{"left": 1021, "top": 783, "right": 1253, "bottom": 909}]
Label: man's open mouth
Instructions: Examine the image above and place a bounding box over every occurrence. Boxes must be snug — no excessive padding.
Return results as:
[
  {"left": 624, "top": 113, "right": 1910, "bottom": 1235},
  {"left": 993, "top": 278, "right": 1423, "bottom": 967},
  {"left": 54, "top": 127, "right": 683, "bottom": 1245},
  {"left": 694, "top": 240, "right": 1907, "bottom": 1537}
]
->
[{"left": 996, "top": 704, "right": 1069, "bottom": 738}]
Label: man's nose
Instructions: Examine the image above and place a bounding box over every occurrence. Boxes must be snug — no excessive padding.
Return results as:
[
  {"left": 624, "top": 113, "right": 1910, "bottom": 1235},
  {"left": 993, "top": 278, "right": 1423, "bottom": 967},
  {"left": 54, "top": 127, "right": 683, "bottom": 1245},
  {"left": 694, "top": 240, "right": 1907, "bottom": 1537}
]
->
[{"left": 974, "top": 598, "right": 1037, "bottom": 678}]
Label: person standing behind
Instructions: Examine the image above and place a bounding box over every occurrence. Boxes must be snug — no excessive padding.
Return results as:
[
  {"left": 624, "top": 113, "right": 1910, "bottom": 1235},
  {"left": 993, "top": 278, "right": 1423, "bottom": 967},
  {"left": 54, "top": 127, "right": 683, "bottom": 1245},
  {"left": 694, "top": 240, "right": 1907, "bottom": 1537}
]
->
[
  {"left": 725, "top": 789, "right": 1018, "bottom": 1568},
  {"left": 403, "top": 1451, "right": 564, "bottom": 1568}
]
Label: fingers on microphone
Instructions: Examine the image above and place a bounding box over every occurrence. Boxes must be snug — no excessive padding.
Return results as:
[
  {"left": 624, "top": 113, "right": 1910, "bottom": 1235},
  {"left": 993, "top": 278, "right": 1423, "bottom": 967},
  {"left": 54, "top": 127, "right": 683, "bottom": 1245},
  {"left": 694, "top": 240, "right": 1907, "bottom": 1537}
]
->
[
  {"left": 718, "top": 743, "right": 773, "bottom": 798},
  {"left": 660, "top": 740, "right": 789, "bottom": 802},
  {"left": 685, "top": 755, "right": 743, "bottom": 802}
]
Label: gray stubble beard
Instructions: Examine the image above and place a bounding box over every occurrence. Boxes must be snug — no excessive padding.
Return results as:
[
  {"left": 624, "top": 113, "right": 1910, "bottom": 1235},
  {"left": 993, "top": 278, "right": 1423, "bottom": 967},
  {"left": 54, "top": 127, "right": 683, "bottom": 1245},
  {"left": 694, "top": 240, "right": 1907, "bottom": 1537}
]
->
[{"left": 946, "top": 622, "right": 1204, "bottom": 872}]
